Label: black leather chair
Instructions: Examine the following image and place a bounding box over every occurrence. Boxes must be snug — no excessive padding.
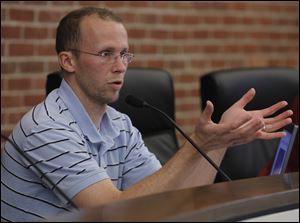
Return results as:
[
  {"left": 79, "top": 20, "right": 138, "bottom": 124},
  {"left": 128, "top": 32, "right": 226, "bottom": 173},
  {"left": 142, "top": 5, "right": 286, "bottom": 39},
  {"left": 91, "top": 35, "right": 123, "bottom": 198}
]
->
[
  {"left": 200, "top": 67, "right": 299, "bottom": 182},
  {"left": 46, "top": 70, "right": 64, "bottom": 95},
  {"left": 46, "top": 68, "right": 179, "bottom": 165}
]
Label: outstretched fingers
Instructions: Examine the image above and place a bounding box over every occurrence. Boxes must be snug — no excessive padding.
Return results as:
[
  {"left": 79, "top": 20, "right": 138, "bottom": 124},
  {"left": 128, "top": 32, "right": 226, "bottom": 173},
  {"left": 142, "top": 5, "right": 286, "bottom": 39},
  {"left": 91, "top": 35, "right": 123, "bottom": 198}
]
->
[
  {"left": 264, "top": 110, "right": 293, "bottom": 132},
  {"left": 264, "top": 109, "right": 293, "bottom": 124},
  {"left": 262, "top": 118, "right": 292, "bottom": 133},
  {"left": 234, "top": 88, "right": 256, "bottom": 108},
  {"left": 257, "top": 131, "right": 287, "bottom": 140},
  {"left": 260, "top": 101, "right": 289, "bottom": 117}
]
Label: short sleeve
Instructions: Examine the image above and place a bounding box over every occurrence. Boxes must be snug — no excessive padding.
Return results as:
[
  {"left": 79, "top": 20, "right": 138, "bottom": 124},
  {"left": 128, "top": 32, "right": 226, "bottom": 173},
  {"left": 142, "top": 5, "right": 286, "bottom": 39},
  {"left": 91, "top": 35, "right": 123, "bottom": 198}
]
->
[{"left": 22, "top": 121, "right": 110, "bottom": 203}]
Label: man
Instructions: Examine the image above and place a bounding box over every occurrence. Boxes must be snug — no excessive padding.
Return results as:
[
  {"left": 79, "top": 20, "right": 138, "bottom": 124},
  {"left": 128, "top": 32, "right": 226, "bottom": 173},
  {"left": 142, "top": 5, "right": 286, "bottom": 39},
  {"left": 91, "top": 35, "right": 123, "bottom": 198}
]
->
[{"left": 1, "top": 7, "right": 293, "bottom": 222}]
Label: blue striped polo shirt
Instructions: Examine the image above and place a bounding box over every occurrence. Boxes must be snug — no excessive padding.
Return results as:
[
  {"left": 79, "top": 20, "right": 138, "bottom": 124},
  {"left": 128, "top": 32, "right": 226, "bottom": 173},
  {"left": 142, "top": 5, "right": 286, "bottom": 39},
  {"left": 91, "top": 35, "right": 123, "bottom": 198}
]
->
[{"left": 1, "top": 79, "right": 162, "bottom": 222}]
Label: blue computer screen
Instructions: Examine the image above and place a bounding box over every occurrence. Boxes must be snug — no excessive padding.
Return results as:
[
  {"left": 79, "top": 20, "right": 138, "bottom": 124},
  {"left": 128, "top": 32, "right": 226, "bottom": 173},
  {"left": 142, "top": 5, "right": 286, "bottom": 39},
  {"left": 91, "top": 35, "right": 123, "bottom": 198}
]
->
[{"left": 270, "top": 130, "right": 292, "bottom": 175}]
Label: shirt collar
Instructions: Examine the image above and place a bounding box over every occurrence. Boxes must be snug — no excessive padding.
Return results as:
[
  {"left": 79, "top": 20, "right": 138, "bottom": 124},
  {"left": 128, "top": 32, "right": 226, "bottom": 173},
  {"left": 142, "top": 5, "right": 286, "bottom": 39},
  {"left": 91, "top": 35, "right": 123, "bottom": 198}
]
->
[{"left": 58, "top": 79, "right": 121, "bottom": 144}]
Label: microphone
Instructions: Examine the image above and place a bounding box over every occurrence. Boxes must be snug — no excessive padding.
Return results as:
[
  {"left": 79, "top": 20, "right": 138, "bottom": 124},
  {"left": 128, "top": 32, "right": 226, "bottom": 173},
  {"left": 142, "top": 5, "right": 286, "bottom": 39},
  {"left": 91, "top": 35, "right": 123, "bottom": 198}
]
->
[
  {"left": 125, "top": 95, "right": 232, "bottom": 181},
  {"left": 1, "top": 133, "right": 79, "bottom": 209}
]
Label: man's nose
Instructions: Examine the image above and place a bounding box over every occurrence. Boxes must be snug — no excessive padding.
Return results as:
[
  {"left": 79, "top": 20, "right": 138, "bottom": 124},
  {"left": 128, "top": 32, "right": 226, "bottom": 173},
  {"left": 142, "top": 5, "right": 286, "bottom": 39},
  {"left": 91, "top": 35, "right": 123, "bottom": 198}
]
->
[{"left": 112, "top": 55, "right": 127, "bottom": 73}]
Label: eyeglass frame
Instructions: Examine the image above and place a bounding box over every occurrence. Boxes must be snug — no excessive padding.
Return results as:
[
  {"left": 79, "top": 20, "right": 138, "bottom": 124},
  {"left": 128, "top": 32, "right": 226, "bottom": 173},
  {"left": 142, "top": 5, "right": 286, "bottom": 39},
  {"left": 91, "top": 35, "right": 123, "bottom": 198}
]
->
[{"left": 68, "top": 48, "right": 134, "bottom": 65}]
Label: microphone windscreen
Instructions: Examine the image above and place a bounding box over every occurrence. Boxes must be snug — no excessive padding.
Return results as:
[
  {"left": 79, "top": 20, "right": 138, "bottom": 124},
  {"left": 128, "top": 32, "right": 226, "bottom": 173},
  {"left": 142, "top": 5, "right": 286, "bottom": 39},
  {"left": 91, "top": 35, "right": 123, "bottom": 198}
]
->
[{"left": 125, "top": 95, "right": 145, "bottom": 108}]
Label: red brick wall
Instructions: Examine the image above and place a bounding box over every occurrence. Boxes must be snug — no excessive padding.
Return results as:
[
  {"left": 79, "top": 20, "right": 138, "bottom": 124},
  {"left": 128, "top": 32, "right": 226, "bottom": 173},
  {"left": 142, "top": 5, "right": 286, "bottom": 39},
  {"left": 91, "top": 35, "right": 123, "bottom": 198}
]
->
[{"left": 1, "top": 1, "right": 299, "bottom": 144}]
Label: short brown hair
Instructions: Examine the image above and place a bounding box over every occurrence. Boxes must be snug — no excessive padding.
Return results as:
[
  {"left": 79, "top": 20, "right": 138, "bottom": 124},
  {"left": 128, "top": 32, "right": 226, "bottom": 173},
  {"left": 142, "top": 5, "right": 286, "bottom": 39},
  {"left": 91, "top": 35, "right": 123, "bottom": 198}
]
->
[{"left": 55, "top": 7, "right": 123, "bottom": 55}]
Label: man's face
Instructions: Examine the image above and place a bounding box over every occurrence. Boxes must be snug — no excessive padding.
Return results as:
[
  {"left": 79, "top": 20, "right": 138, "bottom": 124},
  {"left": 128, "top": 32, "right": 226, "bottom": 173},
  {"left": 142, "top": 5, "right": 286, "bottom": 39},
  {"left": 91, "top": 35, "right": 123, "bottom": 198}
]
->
[{"left": 72, "top": 15, "right": 129, "bottom": 106}]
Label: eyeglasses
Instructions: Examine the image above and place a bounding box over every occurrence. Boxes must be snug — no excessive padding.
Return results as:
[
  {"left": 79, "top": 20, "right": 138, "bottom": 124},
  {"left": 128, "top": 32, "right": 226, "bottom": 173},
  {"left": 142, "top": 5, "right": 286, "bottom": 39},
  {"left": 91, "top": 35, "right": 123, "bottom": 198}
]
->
[{"left": 69, "top": 49, "right": 134, "bottom": 65}]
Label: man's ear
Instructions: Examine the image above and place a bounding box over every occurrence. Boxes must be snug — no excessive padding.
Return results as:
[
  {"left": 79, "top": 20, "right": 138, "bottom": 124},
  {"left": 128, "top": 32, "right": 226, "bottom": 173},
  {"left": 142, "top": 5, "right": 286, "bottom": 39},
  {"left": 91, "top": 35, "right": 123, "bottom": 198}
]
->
[{"left": 58, "top": 51, "right": 76, "bottom": 73}]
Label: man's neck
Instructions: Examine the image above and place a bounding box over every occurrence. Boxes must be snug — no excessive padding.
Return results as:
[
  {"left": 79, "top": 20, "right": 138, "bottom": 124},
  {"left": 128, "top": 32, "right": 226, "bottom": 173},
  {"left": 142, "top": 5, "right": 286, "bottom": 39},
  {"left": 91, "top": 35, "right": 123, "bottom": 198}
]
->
[
  {"left": 84, "top": 102, "right": 107, "bottom": 129},
  {"left": 64, "top": 79, "right": 107, "bottom": 129}
]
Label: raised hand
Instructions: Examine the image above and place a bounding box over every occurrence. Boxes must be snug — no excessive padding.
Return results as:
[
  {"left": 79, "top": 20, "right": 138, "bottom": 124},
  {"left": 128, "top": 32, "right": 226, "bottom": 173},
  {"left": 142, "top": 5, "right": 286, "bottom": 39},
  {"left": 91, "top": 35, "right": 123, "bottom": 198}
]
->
[
  {"left": 220, "top": 88, "right": 293, "bottom": 140},
  {"left": 193, "top": 88, "right": 293, "bottom": 151}
]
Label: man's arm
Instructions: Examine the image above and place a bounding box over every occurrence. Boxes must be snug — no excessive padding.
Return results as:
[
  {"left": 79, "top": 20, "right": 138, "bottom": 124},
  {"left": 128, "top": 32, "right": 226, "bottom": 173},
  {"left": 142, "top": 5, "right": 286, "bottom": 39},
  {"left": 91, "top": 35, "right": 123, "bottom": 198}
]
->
[
  {"left": 72, "top": 140, "right": 227, "bottom": 208},
  {"left": 73, "top": 88, "right": 293, "bottom": 208},
  {"left": 72, "top": 115, "right": 263, "bottom": 208}
]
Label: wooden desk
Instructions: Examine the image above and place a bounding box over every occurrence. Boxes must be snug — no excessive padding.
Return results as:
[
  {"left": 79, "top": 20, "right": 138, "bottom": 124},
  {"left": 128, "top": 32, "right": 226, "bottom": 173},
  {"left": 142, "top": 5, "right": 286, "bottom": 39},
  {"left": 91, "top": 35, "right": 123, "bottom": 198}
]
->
[{"left": 48, "top": 172, "right": 299, "bottom": 222}]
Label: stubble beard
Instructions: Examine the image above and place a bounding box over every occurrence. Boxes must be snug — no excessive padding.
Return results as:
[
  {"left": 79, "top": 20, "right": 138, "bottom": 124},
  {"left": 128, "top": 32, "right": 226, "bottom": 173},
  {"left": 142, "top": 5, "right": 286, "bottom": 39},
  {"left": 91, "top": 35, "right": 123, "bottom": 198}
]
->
[{"left": 86, "top": 86, "right": 120, "bottom": 106}]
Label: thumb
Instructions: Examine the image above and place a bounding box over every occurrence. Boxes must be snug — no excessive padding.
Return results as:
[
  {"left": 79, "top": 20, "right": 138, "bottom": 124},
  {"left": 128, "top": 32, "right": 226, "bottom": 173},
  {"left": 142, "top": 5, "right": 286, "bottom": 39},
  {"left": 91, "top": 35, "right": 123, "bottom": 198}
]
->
[
  {"left": 202, "top": 100, "right": 214, "bottom": 122},
  {"left": 234, "top": 88, "right": 256, "bottom": 108}
]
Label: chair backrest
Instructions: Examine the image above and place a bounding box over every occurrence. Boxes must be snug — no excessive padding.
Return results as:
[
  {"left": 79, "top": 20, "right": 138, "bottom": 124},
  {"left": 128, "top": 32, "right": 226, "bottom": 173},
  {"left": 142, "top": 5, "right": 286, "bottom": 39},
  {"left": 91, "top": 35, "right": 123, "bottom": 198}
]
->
[
  {"left": 110, "top": 68, "right": 179, "bottom": 164},
  {"left": 46, "top": 70, "right": 64, "bottom": 95},
  {"left": 200, "top": 67, "right": 299, "bottom": 182},
  {"left": 46, "top": 68, "right": 179, "bottom": 165}
]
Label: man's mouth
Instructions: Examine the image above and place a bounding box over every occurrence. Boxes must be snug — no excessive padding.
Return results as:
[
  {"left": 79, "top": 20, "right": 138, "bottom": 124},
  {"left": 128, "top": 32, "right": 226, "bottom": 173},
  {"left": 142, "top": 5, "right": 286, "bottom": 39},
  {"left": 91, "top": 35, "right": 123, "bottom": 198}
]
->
[
  {"left": 108, "top": 80, "right": 123, "bottom": 90},
  {"left": 110, "top": 80, "right": 122, "bottom": 85}
]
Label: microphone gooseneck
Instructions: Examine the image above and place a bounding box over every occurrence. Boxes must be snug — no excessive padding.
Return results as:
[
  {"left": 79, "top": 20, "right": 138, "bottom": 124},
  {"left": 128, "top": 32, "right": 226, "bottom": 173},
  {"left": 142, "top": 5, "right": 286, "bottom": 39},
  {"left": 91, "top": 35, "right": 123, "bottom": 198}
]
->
[
  {"left": 1, "top": 133, "right": 79, "bottom": 209},
  {"left": 125, "top": 95, "right": 231, "bottom": 181},
  {"left": 125, "top": 95, "right": 146, "bottom": 108}
]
